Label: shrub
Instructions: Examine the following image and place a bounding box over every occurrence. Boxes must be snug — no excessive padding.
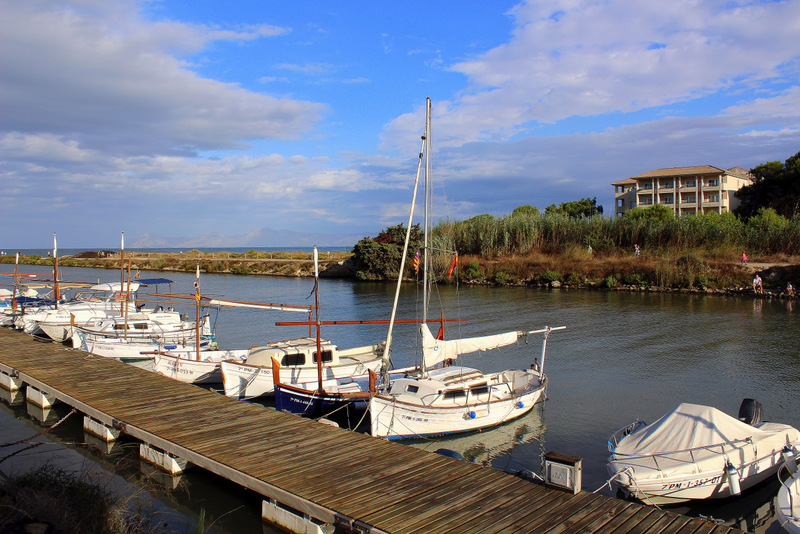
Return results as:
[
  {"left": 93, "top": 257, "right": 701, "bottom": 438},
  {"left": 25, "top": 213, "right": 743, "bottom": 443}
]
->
[
  {"left": 540, "top": 271, "right": 562, "bottom": 284},
  {"left": 463, "top": 261, "right": 483, "bottom": 280},
  {"left": 623, "top": 273, "right": 642, "bottom": 286},
  {"left": 603, "top": 275, "right": 619, "bottom": 288},
  {"left": 492, "top": 271, "right": 516, "bottom": 286},
  {"left": 564, "top": 272, "right": 584, "bottom": 286}
]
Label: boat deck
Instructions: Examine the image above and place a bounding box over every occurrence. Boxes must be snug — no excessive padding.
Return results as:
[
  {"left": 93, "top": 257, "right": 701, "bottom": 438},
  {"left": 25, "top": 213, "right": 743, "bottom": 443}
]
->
[{"left": 0, "top": 327, "right": 745, "bottom": 534}]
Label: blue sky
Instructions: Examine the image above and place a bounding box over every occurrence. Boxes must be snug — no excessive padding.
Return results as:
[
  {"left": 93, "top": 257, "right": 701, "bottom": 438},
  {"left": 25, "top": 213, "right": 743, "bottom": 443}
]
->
[{"left": 2, "top": 0, "right": 799, "bottom": 249}]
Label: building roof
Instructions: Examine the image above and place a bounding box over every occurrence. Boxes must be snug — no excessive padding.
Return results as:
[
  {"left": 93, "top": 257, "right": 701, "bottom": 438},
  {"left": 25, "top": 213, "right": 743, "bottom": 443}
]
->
[
  {"left": 726, "top": 166, "right": 755, "bottom": 180},
  {"left": 630, "top": 165, "right": 726, "bottom": 179},
  {"left": 611, "top": 178, "right": 637, "bottom": 186}
]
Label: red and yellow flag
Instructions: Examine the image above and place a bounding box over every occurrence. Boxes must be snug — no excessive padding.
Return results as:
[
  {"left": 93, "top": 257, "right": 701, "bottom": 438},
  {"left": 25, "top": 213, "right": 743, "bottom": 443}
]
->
[{"left": 447, "top": 253, "right": 458, "bottom": 279}]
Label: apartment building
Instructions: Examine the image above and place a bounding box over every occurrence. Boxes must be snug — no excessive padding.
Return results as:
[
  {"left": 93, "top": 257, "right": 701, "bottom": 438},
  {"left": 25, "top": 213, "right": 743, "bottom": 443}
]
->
[{"left": 612, "top": 165, "right": 754, "bottom": 217}]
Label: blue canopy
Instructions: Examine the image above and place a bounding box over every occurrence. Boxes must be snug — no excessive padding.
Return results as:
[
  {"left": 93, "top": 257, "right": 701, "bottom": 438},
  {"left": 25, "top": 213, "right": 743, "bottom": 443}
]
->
[{"left": 135, "top": 278, "right": 174, "bottom": 285}]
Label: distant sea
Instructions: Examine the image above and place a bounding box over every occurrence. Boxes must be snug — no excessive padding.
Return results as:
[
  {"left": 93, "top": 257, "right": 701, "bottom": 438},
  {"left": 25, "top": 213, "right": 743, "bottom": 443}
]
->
[{"left": 5, "top": 246, "right": 353, "bottom": 257}]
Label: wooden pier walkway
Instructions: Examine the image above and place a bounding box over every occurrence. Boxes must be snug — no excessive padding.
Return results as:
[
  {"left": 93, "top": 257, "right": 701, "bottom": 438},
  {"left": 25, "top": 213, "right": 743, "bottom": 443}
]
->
[{"left": 0, "top": 327, "right": 746, "bottom": 534}]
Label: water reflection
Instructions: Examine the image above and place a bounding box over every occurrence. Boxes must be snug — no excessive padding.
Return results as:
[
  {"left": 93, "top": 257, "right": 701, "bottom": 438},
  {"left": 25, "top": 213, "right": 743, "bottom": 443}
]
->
[{"left": 406, "top": 404, "right": 547, "bottom": 470}]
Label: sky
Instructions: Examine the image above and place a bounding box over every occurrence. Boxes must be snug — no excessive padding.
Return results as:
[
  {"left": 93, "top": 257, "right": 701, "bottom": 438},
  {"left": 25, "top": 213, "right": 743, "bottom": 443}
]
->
[{"left": 2, "top": 0, "right": 799, "bottom": 249}]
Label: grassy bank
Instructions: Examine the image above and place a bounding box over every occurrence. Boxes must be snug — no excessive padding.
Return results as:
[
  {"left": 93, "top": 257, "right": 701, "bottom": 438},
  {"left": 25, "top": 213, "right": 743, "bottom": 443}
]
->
[{"left": 2, "top": 248, "right": 798, "bottom": 295}]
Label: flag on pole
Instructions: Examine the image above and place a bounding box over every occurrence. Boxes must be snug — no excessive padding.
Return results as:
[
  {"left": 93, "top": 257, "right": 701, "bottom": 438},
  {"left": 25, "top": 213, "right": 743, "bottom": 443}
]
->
[
  {"left": 413, "top": 249, "right": 420, "bottom": 273},
  {"left": 447, "top": 253, "right": 458, "bottom": 279}
]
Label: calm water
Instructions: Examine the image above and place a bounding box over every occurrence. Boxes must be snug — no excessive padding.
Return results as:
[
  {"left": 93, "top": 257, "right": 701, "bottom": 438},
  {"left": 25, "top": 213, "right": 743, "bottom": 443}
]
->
[{"left": 2, "top": 264, "right": 798, "bottom": 533}]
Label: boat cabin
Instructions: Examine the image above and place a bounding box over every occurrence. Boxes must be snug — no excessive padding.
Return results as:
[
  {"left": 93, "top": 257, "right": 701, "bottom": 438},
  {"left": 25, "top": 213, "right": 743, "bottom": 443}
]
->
[{"left": 246, "top": 338, "right": 339, "bottom": 368}]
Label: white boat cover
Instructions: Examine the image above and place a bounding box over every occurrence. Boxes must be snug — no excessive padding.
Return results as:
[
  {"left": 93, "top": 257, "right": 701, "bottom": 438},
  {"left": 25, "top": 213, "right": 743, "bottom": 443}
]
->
[
  {"left": 90, "top": 282, "right": 141, "bottom": 292},
  {"left": 615, "top": 403, "right": 787, "bottom": 456},
  {"left": 420, "top": 323, "right": 520, "bottom": 367}
]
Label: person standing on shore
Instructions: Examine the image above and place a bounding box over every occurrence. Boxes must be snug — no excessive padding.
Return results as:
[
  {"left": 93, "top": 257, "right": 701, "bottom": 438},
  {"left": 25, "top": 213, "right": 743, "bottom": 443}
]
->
[
  {"left": 753, "top": 274, "right": 763, "bottom": 294},
  {"left": 742, "top": 252, "right": 748, "bottom": 264},
  {"left": 634, "top": 244, "right": 640, "bottom": 258},
  {"left": 787, "top": 282, "right": 795, "bottom": 296}
]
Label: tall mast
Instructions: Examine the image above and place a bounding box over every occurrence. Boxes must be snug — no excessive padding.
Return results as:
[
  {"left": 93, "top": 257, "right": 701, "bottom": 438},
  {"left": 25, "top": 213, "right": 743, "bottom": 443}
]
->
[
  {"left": 52, "top": 233, "right": 59, "bottom": 310},
  {"left": 120, "top": 232, "right": 125, "bottom": 293},
  {"left": 11, "top": 252, "right": 19, "bottom": 311},
  {"left": 313, "top": 246, "right": 324, "bottom": 393},
  {"left": 194, "top": 264, "right": 201, "bottom": 361},
  {"left": 420, "top": 97, "right": 433, "bottom": 378},
  {"left": 382, "top": 115, "right": 427, "bottom": 383}
]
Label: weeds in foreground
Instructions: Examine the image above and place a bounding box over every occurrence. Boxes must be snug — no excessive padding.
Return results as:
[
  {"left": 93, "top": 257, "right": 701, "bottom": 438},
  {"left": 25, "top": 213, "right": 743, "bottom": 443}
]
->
[{"left": 0, "top": 463, "right": 206, "bottom": 534}]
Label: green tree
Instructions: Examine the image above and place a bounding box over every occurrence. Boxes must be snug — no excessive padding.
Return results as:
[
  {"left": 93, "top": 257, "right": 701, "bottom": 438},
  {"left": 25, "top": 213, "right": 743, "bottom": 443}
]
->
[
  {"left": 351, "top": 223, "right": 423, "bottom": 280},
  {"left": 622, "top": 204, "right": 674, "bottom": 224},
  {"left": 511, "top": 204, "right": 540, "bottom": 217},
  {"left": 735, "top": 151, "right": 800, "bottom": 219},
  {"left": 544, "top": 197, "right": 603, "bottom": 218}
]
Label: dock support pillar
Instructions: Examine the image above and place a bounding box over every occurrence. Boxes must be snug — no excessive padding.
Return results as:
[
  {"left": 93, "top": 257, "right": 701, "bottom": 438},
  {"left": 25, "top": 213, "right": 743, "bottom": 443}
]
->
[
  {"left": 25, "top": 386, "right": 57, "bottom": 408},
  {"left": 0, "top": 370, "right": 23, "bottom": 391},
  {"left": 139, "top": 443, "right": 188, "bottom": 475},
  {"left": 83, "top": 416, "right": 121, "bottom": 442},
  {"left": 261, "top": 499, "right": 334, "bottom": 534}
]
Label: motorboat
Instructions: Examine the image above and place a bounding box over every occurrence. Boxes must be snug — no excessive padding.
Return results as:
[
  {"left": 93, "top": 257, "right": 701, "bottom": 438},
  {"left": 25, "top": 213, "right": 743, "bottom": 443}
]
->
[{"left": 607, "top": 400, "right": 800, "bottom": 504}]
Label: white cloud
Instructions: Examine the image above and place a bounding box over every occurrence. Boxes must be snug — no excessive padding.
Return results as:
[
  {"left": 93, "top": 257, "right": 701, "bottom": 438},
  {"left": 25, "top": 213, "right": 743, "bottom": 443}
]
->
[
  {"left": 0, "top": 1, "right": 324, "bottom": 158},
  {"left": 381, "top": 0, "right": 800, "bottom": 150}
]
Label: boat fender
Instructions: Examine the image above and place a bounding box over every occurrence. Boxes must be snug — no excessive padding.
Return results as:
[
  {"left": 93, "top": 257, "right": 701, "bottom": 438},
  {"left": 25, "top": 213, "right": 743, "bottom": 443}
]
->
[
  {"left": 467, "top": 411, "right": 477, "bottom": 419},
  {"left": 516, "top": 401, "right": 524, "bottom": 408},
  {"left": 782, "top": 446, "right": 798, "bottom": 474},
  {"left": 725, "top": 461, "right": 741, "bottom": 497},
  {"left": 737, "top": 398, "right": 763, "bottom": 425}
]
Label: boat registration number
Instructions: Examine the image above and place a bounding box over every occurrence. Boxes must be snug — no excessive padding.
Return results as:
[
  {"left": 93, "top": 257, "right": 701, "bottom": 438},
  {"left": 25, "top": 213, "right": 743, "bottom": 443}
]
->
[{"left": 661, "top": 475, "right": 721, "bottom": 491}]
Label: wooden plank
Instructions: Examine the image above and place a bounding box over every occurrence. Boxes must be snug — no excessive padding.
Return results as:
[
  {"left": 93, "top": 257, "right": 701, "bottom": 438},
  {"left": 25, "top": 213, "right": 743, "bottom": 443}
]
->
[
  {"left": 402, "top": 477, "right": 547, "bottom": 534},
  {"left": 357, "top": 468, "right": 505, "bottom": 533},
  {"left": 537, "top": 493, "right": 627, "bottom": 534},
  {"left": 587, "top": 504, "right": 658, "bottom": 534},
  {"left": 496, "top": 491, "right": 602, "bottom": 534}
]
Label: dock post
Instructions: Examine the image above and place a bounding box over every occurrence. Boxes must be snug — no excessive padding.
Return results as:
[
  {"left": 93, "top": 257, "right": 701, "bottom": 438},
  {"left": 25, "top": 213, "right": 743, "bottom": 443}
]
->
[
  {"left": 25, "top": 386, "right": 57, "bottom": 408},
  {"left": 83, "top": 416, "right": 122, "bottom": 442},
  {"left": 261, "top": 498, "right": 334, "bottom": 534},
  {"left": 139, "top": 443, "right": 188, "bottom": 475},
  {"left": 0, "top": 369, "right": 23, "bottom": 391}
]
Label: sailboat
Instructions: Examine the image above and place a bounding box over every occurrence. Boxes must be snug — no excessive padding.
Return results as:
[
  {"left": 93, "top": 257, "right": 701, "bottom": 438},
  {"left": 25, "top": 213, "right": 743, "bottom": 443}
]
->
[
  {"left": 273, "top": 98, "right": 565, "bottom": 438},
  {"left": 368, "top": 98, "right": 565, "bottom": 439}
]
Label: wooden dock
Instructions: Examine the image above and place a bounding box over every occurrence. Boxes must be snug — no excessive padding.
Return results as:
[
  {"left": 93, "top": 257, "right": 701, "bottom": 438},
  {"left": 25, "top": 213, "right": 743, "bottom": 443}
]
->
[{"left": 0, "top": 327, "right": 746, "bottom": 534}]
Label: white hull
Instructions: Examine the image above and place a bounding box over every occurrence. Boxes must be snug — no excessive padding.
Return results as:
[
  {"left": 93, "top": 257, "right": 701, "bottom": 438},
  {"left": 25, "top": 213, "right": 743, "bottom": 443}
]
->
[
  {"left": 610, "top": 452, "right": 788, "bottom": 504},
  {"left": 77, "top": 338, "right": 212, "bottom": 361},
  {"left": 154, "top": 350, "right": 248, "bottom": 384},
  {"left": 778, "top": 456, "right": 800, "bottom": 534},
  {"left": 221, "top": 358, "right": 384, "bottom": 399},
  {"left": 369, "top": 369, "right": 547, "bottom": 440},
  {"left": 607, "top": 404, "right": 800, "bottom": 504}
]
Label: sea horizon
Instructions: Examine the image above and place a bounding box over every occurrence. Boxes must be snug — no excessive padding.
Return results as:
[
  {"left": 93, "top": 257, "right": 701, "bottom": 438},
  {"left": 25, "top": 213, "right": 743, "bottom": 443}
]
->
[{"left": 2, "top": 246, "right": 353, "bottom": 257}]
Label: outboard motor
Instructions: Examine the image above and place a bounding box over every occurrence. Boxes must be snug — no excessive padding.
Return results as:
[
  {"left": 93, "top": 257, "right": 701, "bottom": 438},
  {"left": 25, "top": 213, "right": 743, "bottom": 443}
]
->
[{"left": 738, "top": 398, "right": 763, "bottom": 425}]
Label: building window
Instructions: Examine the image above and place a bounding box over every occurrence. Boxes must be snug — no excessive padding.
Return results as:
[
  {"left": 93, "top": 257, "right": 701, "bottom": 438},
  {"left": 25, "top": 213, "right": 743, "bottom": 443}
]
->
[
  {"left": 707, "top": 179, "right": 719, "bottom": 186},
  {"left": 706, "top": 195, "right": 720, "bottom": 203},
  {"left": 662, "top": 196, "right": 674, "bottom": 204},
  {"left": 684, "top": 180, "right": 696, "bottom": 187},
  {"left": 641, "top": 183, "right": 653, "bottom": 190},
  {"left": 661, "top": 182, "right": 674, "bottom": 188}
]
